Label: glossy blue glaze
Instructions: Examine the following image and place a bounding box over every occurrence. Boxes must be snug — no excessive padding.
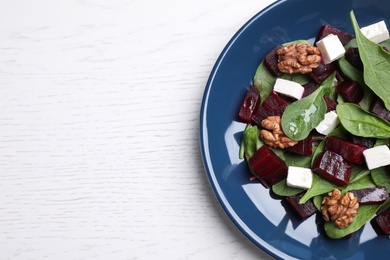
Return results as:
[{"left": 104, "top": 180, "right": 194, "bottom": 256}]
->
[{"left": 200, "top": 0, "right": 390, "bottom": 259}]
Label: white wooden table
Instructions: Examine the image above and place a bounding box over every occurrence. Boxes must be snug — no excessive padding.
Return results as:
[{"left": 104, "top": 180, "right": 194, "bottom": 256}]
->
[{"left": 0, "top": 0, "right": 276, "bottom": 259}]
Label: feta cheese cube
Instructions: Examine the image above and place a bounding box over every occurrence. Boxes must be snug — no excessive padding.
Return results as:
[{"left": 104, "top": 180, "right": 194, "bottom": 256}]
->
[
  {"left": 316, "top": 34, "right": 346, "bottom": 64},
  {"left": 363, "top": 145, "right": 390, "bottom": 170},
  {"left": 315, "top": 110, "right": 339, "bottom": 135},
  {"left": 273, "top": 78, "right": 304, "bottom": 100},
  {"left": 361, "top": 20, "right": 389, "bottom": 43},
  {"left": 286, "top": 166, "right": 313, "bottom": 190}
]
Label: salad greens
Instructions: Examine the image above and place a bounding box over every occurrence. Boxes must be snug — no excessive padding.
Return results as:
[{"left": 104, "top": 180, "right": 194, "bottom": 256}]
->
[
  {"left": 350, "top": 11, "right": 390, "bottom": 111},
  {"left": 239, "top": 10, "right": 390, "bottom": 239}
]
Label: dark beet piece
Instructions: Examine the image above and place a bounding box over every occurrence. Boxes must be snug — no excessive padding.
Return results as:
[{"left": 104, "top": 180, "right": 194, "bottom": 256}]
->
[
  {"left": 323, "top": 95, "right": 337, "bottom": 112},
  {"left": 264, "top": 45, "right": 283, "bottom": 77},
  {"left": 286, "top": 133, "right": 313, "bottom": 156},
  {"left": 370, "top": 97, "right": 390, "bottom": 122},
  {"left": 315, "top": 25, "right": 354, "bottom": 45},
  {"left": 335, "top": 80, "right": 364, "bottom": 104},
  {"left": 285, "top": 192, "right": 317, "bottom": 219},
  {"left": 325, "top": 136, "right": 366, "bottom": 164},
  {"left": 248, "top": 145, "right": 288, "bottom": 186},
  {"left": 252, "top": 91, "right": 288, "bottom": 126},
  {"left": 349, "top": 134, "right": 375, "bottom": 148},
  {"left": 372, "top": 207, "right": 390, "bottom": 234},
  {"left": 302, "top": 81, "right": 319, "bottom": 98},
  {"left": 238, "top": 85, "right": 260, "bottom": 123},
  {"left": 312, "top": 150, "right": 353, "bottom": 186},
  {"left": 350, "top": 187, "right": 389, "bottom": 205},
  {"left": 344, "top": 47, "right": 363, "bottom": 70},
  {"left": 309, "top": 62, "right": 337, "bottom": 84}
]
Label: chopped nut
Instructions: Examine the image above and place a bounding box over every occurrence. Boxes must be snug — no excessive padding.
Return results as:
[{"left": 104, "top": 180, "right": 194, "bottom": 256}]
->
[
  {"left": 321, "top": 189, "right": 359, "bottom": 228},
  {"left": 277, "top": 43, "right": 322, "bottom": 74},
  {"left": 260, "top": 116, "right": 298, "bottom": 149}
]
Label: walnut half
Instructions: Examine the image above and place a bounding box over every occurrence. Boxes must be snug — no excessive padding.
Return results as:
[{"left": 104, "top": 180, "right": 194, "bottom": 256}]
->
[
  {"left": 260, "top": 116, "right": 298, "bottom": 149},
  {"left": 277, "top": 43, "right": 321, "bottom": 74},
  {"left": 321, "top": 189, "right": 359, "bottom": 229}
]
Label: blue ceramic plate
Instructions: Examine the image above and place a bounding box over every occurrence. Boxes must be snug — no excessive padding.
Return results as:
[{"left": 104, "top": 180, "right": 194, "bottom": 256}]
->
[{"left": 200, "top": 0, "right": 390, "bottom": 259}]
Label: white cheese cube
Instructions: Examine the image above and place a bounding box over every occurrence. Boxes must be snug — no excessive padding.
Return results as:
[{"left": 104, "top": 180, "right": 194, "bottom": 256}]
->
[
  {"left": 286, "top": 166, "right": 313, "bottom": 190},
  {"left": 363, "top": 145, "right": 390, "bottom": 170},
  {"left": 273, "top": 78, "right": 304, "bottom": 100},
  {"left": 361, "top": 20, "right": 389, "bottom": 43},
  {"left": 315, "top": 110, "right": 339, "bottom": 135},
  {"left": 316, "top": 34, "right": 346, "bottom": 64}
]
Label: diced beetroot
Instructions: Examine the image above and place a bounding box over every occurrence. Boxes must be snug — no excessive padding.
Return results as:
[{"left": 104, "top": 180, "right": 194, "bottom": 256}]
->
[
  {"left": 323, "top": 95, "right": 337, "bottom": 112},
  {"left": 349, "top": 134, "right": 375, "bottom": 148},
  {"left": 238, "top": 85, "right": 260, "bottom": 123},
  {"left": 309, "top": 62, "right": 337, "bottom": 84},
  {"left": 302, "top": 81, "right": 319, "bottom": 98},
  {"left": 350, "top": 187, "right": 389, "bottom": 205},
  {"left": 372, "top": 207, "right": 390, "bottom": 234},
  {"left": 325, "top": 136, "right": 366, "bottom": 164},
  {"left": 248, "top": 145, "right": 288, "bottom": 186},
  {"left": 344, "top": 47, "right": 363, "bottom": 70},
  {"left": 312, "top": 150, "right": 353, "bottom": 186},
  {"left": 252, "top": 91, "right": 288, "bottom": 126},
  {"left": 285, "top": 192, "right": 317, "bottom": 219},
  {"left": 264, "top": 45, "right": 283, "bottom": 77},
  {"left": 315, "top": 25, "right": 354, "bottom": 45},
  {"left": 370, "top": 97, "right": 390, "bottom": 122},
  {"left": 286, "top": 133, "right": 313, "bottom": 156},
  {"left": 335, "top": 80, "right": 363, "bottom": 104}
]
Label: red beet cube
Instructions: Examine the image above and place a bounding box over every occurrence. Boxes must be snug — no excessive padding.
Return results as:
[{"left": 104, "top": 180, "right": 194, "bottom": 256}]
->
[
  {"left": 285, "top": 192, "right": 317, "bottom": 219},
  {"left": 248, "top": 145, "right": 288, "bottom": 186},
  {"left": 373, "top": 208, "right": 390, "bottom": 234},
  {"left": 344, "top": 47, "right": 363, "bottom": 70},
  {"left": 312, "top": 150, "right": 353, "bottom": 186},
  {"left": 309, "top": 62, "right": 337, "bottom": 84},
  {"left": 315, "top": 25, "right": 354, "bottom": 45},
  {"left": 349, "top": 134, "right": 375, "bottom": 148},
  {"left": 286, "top": 133, "right": 313, "bottom": 156},
  {"left": 325, "top": 136, "right": 366, "bottom": 164},
  {"left": 252, "top": 91, "right": 288, "bottom": 126},
  {"left": 335, "top": 80, "right": 364, "bottom": 104},
  {"left": 323, "top": 95, "right": 337, "bottom": 112},
  {"left": 370, "top": 97, "right": 390, "bottom": 122},
  {"left": 238, "top": 85, "right": 260, "bottom": 123},
  {"left": 350, "top": 187, "right": 389, "bottom": 205},
  {"left": 302, "top": 81, "right": 319, "bottom": 98},
  {"left": 264, "top": 45, "right": 283, "bottom": 77}
]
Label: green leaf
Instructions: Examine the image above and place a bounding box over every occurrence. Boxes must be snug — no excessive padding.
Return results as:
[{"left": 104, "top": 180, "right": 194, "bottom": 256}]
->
[
  {"left": 253, "top": 61, "right": 276, "bottom": 104},
  {"left": 336, "top": 102, "right": 390, "bottom": 138},
  {"left": 350, "top": 11, "right": 390, "bottom": 110},
  {"left": 324, "top": 204, "right": 380, "bottom": 239},
  {"left": 371, "top": 166, "right": 390, "bottom": 192},
  {"left": 299, "top": 175, "right": 335, "bottom": 204},
  {"left": 272, "top": 179, "right": 303, "bottom": 197},
  {"left": 281, "top": 73, "right": 335, "bottom": 141},
  {"left": 240, "top": 125, "right": 263, "bottom": 158}
]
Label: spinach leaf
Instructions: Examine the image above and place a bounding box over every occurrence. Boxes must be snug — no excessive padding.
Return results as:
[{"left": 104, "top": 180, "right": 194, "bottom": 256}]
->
[
  {"left": 336, "top": 102, "right": 390, "bottom": 138},
  {"left": 272, "top": 179, "right": 303, "bottom": 197},
  {"left": 281, "top": 73, "right": 335, "bottom": 141},
  {"left": 240, "top": 125, "right": 263, "bottom": 158},
  {"left": 299, "top": 174, "right": 375, "bottom": 204},
  {"left": 299, "top": 175, "right": 335, "bottom": 204},
  {"left": 324, "top": 204, "right": 380, "bottom": 239},
  {"left": 371, "top": 166, "right": 390, "bottom": 192},
  {"left": 350, "top": 11, "right": 390, "bottom": 110},
  {"left": 253, "top": 61, "right": 276, "bottom": 104}
]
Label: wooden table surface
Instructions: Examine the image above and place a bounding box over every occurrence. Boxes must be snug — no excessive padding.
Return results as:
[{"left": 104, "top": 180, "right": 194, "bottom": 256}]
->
[{"left": 0, "top": 0, "right": 276, "bottom": 259}]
